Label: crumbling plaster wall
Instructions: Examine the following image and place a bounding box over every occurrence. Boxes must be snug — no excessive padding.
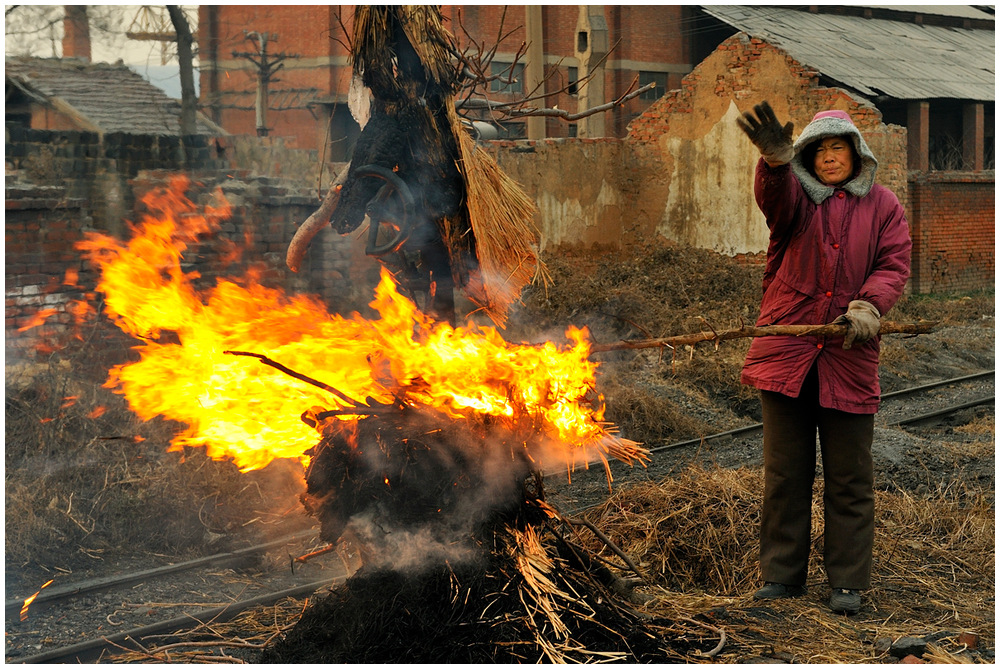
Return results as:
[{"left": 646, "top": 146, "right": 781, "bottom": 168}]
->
[
  {"left": 484, "top": 139, "right": 636, "bottom": 252},
  {"left": 487, "top": 33, "right": 908, "bottom": 260},
  {"left": 625, "top": 32, "right": 907, "bottom": 256}
]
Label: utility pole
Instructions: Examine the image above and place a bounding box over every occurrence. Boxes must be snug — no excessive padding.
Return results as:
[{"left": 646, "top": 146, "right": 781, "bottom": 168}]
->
[{"left": 232, "top": 31, "right": 298, "bottom": 137}]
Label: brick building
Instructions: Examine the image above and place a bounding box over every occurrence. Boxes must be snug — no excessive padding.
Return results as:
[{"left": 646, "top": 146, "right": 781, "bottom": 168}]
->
[{"left": 196, "top": 5, "right": 699, "bottom": 157}]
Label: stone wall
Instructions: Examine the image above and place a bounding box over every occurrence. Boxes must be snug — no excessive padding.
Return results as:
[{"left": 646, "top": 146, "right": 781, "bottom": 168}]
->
[{"left": 5, "top": 127, "right": 226, "bottom": 234}]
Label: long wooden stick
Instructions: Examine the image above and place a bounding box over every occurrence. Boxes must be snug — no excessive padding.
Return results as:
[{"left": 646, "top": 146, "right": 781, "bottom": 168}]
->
[{"left": 589, "top": 320, "right": 938, "bottom": 354}]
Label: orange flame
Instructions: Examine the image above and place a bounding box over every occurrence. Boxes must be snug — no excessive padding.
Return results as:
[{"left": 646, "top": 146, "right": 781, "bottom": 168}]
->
[
  {"left": 20, "top": 579, "right": 54, "bottom": 621},
  {"left": 74, "top": 176, "right": 642, "bottom": 473},
  {"left": 17, "top": 308, "right": 58, "bottom": 333}
]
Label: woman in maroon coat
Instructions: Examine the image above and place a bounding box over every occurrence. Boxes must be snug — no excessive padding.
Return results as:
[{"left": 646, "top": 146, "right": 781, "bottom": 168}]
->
[{"left": 736, "top": 103, "right": 911, "bottom": 614}]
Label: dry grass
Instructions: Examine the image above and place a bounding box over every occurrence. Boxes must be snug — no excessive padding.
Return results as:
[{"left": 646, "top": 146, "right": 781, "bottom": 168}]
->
[
  {"left": 5, "top": 342, "right": 309, "bottom": 578},
  {"left": 575, "top": 464, "right": 994, "bottom": 663},
  {"left": 106, "top": 596, "right": 307, "bottom": 664},
  {"left": 109, "top": 462, "right": 993, "bottom": 663}
]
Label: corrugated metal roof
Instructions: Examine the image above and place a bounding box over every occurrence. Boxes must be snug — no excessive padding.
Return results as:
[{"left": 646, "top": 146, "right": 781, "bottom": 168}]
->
[
  {"left": 5, "top": 57, "right": 224, "bottom": 136},
  {"left": 701, "top": 6, "right": 995, "bottom": 101},
  {"left": 865, "top": 5, "right": 994, "bottom": 20}
]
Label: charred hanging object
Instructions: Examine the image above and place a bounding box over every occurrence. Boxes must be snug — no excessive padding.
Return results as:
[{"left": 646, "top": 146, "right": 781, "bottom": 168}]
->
[
  {"left": 288, "top": 6, "right": 547, "bottom": 328},
  {"left": 330, "top": 7, "right": 467, "bottom": 324}
]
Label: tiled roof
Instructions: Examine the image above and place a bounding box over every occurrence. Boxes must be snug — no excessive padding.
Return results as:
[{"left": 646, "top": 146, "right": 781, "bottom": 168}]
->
[
  {"left": 5, "top": 56, "right": 225, "bottom": 136},
  {"left": 701, "top": 6, "right": 995, "bottom": 101}
]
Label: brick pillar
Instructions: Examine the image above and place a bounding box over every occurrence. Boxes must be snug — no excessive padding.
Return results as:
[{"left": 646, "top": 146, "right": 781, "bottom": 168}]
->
[
  {"left": 62, "top": 5, "right": 91, "bottom": 62},
  {"left": 907, "top": 101, "right": 929, "bottom": 171},
  {"left": 962, "top": 102, "right": 984, "bottom": 171}
]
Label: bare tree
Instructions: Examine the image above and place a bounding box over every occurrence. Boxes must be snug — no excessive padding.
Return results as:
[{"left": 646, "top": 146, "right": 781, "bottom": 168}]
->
[
  {"left": 4, "top": 5, "right": 130, "bottom": 59},
  {"left": 166, "top": 5, "right": 197, "bottom": 135},
  {"left": 447, "top": 9, "right": 652, "bottom": 130}
]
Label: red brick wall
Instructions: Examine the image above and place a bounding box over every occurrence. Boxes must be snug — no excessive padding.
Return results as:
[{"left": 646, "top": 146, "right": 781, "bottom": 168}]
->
[
  {"left": 199, "top": 5, "right": 693, "bottom": 147},
  {"left": 5, "top": 173, "right": 380, "bottom": 361},
  {"left": 198, "top": 5, "right": 353, "bottom": 147},
  {"left": 4, "top": 185, "right": 112, "bottom": 360},
  {"left": 907, "top": 173, "right": 995, "bottom": 294}
]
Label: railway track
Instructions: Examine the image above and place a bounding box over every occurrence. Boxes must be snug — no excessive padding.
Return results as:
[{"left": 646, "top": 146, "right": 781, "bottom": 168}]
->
[
  {"left": 6, "top": 370, "right": 993, "bottom": 664},
  {"left": 647, "top": 370, "right": 995, "bottom": 456}
]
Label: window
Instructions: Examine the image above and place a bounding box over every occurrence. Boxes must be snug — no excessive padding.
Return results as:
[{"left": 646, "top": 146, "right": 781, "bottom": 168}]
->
[
  {"left": 567, "top": 66, "right": 578, "bottom": 96},
  {"left": 490, "top": 62, "right": 524, "bottom": 95},
  {"left": 639, "top": 71, "right": 667, "bottom": 101},
  {"left": 496, "top": 122, "right": 526, "bottom": 140}
]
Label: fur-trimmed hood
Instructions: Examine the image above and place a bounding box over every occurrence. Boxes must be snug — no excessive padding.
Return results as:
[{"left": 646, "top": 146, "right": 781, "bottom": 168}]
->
[{"left": 790, "top": 110, "right": 878, "bottom": 204}]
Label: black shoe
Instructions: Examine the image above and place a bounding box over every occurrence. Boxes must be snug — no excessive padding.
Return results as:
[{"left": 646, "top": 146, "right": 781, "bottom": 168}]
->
[
  {"left": 753, "top": 582, "right": 807, "bottom": 600},
  {"left": 829, "top": 588, "right": 861, "bottom": 614}
]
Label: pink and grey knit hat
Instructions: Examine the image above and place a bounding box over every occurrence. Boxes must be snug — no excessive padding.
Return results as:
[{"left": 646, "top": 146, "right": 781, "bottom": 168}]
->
[{"left": 790, "top": 109, "right": 878, "bottom": 203}]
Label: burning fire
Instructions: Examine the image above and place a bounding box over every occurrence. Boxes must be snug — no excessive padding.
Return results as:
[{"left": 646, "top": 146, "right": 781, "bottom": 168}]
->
[
  {"left": 20, "top": 579, "right": 54, "bottom": 621},
  {"left": 71, "top": 176, "right": 643, "bottom": 473}
]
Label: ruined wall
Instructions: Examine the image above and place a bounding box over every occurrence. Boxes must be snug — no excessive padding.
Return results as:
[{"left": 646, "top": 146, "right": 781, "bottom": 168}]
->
[
  {"left": 485, "top": 34, "right": 911, "bottom": 260},
  {"left": 626, "top": 33, "right": 908, "bottom": 256},
  {"left": 484, "top": 138, "right": 637, "bottom": 252},
  {"left": 908, "top": 172, "right": 995, "bottom": 294}
]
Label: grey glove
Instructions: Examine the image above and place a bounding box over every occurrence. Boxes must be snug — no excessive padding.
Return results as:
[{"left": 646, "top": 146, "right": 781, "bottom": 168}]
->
[
  {"left": 833, "top": 300, "right": 881, "bottom": 349},
  {"left": 736, "top": 101, "right": 794, "bottom": 166}
]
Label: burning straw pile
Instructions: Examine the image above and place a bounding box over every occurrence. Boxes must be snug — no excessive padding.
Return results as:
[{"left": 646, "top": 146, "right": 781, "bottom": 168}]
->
[
  {"left": 46, "top": 173, "right": 708, "bottom": 660},
  {"left": 255, "top": 349, "right": 693, "bottom": 662}
]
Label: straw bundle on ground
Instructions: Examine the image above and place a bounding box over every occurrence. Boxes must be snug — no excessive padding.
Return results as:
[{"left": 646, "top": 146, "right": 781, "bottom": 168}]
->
[{"left": 577, "top": 464, "right": 994, "bottom": 663}]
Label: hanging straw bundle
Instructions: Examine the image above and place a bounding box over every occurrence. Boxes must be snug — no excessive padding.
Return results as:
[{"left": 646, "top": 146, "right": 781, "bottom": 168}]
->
[{"left": 453, "top": 121, "right": 550, "bottom": 327}]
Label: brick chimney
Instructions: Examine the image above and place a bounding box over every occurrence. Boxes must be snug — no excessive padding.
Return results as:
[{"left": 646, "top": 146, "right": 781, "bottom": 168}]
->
[{"left": 63, "top": 5, "right": 91, "bottom": 61}]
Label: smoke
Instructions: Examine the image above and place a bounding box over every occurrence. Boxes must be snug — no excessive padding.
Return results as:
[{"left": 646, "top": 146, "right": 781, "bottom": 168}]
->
[{"left": 303, "top": 405, "right": 559, "bottom": 571}]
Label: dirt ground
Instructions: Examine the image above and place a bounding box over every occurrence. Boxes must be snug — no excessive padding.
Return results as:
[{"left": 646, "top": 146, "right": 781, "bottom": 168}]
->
[{"left": 5, "top": 241, "right": 994, "bottom": 663}]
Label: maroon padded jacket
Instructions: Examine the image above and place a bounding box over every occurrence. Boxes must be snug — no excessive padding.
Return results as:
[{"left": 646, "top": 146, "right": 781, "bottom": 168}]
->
[{"left": 740, "top": 148, "right": 911, "bottom": 414}]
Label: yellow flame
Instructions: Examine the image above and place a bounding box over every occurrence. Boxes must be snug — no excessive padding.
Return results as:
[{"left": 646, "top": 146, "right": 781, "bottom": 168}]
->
[
  {"left": 74, "top": 176, "right": 641, "bottom": 472},
  {"left": 20, "top": 579, "right": 54, "bottom": 621}
]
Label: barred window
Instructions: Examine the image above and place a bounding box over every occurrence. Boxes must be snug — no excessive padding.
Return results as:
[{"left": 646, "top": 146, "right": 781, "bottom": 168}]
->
[{"left": 639, "top": 71, "right": 667, "bottom": 101}]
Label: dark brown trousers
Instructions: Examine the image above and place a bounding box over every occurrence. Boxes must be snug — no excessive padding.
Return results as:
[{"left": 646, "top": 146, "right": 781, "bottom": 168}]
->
[{"left": 759, "top": 366, "right": 875, "bottom": 590}]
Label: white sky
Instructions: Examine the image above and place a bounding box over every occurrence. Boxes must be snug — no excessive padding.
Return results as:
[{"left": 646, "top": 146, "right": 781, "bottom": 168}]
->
[{"left": 5, "top": 5, "right": 198, "bottom": 98}]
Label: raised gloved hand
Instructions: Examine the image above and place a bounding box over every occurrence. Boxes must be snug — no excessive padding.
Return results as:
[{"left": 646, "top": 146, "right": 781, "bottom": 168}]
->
[
  {"left": 736, "top": 101, "right": 794, "bottom": 166},
  {"left": 833, "top": 300, "right": 881, "bottom": 349}
]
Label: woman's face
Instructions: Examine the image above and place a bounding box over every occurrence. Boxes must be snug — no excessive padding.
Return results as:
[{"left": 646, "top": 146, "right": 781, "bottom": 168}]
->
[{"left": 813, "top": 136, "right": 855, "bottom": 185}]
